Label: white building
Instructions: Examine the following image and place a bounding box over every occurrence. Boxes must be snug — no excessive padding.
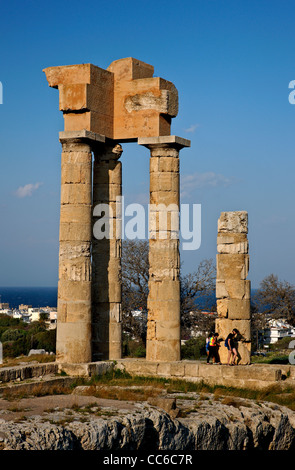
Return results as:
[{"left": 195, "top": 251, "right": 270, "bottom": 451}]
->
[
  {"left": 48, "top": 311, "right": 57, "bottom": 329},
  {"left": 131, "top": 309, "right": 147, "bottom": 320},
  {"left": 0, "top": 308, "right": 13, "bottom": 316},
  {"left": 0, "top": 304, "right": 57, "bottom": 330},
  {"left": 21, "top": 312, "right": 31, "bottom": 323},
  {"left": 0, "top": 303, "right": 9, "bottom": 309},
  {"left": 12, "top": 311, "right": 22, "bottom": 320},
  {"left": 263, "top": 319, "right": 295, "bottom": 345},
  {"left": 28, "top": 308, "right": 41, "bottom": 322}
]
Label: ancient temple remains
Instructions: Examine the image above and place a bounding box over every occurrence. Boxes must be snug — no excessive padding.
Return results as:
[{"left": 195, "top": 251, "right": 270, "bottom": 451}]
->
[
  {"left": 215, "top": 211, "right": 251, "bottom": 364},
  {"left": 44, "top": 58, "right": 252, "bottom": 366},
  {"left": 44, "top": 58, "right": 190, "bottom": 364}
]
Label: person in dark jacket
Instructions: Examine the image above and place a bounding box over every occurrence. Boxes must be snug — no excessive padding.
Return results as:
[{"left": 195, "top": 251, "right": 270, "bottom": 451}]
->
[{"left": 225, "top": 329, "right": 239, "bottom": 365}]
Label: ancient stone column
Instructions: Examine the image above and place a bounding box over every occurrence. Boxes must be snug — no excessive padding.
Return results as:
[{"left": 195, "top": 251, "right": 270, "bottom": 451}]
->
[
  {"left": 92, "top": 142, "right": 123, "bottom": 360},
  {"left": 215, "top": 211, "right": 251, "bottom": 364},
  {"left": 139, "top": 136, "right": 190, "bottom": 362},
  {"left": 56, "top": 137, "right": 93, "bottom": 363}
]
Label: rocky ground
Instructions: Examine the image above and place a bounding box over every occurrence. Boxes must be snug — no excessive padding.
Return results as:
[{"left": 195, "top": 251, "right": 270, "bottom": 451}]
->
[{"left": 0, "top": 383, "right": 295, "bottom": 450}]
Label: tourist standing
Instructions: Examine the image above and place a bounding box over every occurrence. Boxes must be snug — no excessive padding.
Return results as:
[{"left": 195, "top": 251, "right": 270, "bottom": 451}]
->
[
  {"left": 225, "top": 329, "right": 239, "bottom": 365},
  {"left": 206, "top": 333, "right": 221, "bottom": 364}
]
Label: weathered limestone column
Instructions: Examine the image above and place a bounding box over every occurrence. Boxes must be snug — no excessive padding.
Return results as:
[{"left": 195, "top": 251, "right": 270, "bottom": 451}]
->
[
  {"left": 139, "top": 136, "right": 190, "bottom": 362},
  {"left": 92, "top": 142, "right": 123, "bottom": 360},
  {"left": 215, "top": 211, "right": 251, "bottom": 364},
  {"left": 56, "top": 136, "right": 93, "bottom": 363}
]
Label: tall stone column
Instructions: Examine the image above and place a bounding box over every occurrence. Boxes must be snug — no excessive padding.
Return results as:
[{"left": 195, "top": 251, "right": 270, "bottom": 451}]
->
[
  {"left": 56, "top": 137, "right": 93, "bottom": 363},
  {"left": 215, "top": 211, "right": 251, "bottom": 364},
  {"left": 92, "top": 142, "right": 123, "bottom": 360},
  {"left": 139, "top": 136, "right": 190, "bottom": 362}
]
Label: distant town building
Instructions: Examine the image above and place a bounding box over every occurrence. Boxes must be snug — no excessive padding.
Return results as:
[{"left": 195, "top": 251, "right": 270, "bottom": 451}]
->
[
  {"left": 0, "top": 307, "right": 13, "bottom": 316},
  {"left": 188, "top": 311, "right": 217, "bottom": 339},
  {"left": 12, "top": 312, "right": 23, "bottom": 320},
  {"left": 21, "top": 312, "right": 31, "bottom": 323},
  {"left": 0, "top": 301, "right": 12, "bottom": 316},
  {"left": 0, "top": 303, "right": 9, "bottom": 310},
  {"left": 131, "top": 309, "right": 147, "bottom": 321},
  {"left": 261, "top": 318, "right": 295, "bottom": 345},
  {"left": 29, "top": 308, "right": 42, "bottom": 322},
  {"left": 19, "top": 304, "right": 32, "bottom": 311},
  {"left": 0, "top": 304, "right": 57, "bottom": 330},
  {"left": 48, "top": 311, "right": 57, "bottom": 329}
]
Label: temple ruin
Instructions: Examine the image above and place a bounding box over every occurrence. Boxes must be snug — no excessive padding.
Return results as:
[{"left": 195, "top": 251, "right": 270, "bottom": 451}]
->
[
  {"left": 44, "top": 58, "right": 251, "bottom": 365},
  {"left": 44, "top": 57, "right": 190, "bottom": 363}
]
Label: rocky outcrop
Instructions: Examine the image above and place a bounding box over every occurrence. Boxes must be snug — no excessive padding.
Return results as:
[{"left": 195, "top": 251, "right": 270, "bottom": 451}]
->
[{"left": 1, "top": 397, "right": 295, "bottom": 450}]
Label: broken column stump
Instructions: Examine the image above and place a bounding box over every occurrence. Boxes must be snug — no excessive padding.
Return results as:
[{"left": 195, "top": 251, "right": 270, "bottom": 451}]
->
[{"left": 215, "top": 211, "right": 251, "bottom": 365}]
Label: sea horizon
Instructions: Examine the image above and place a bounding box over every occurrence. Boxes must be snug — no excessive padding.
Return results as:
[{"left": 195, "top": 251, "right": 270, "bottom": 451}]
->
[
  {"left": 0, "top": 286, "right": 259, "bottom": 311},
  {"left": 0, "top": 286, "right": 58, "bottom": 309}
]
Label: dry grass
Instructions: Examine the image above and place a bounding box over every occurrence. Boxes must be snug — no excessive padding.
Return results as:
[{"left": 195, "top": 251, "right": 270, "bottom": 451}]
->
[
  {"left": 79, "top": 384, "right": 165, "bottom": 402},
  {"left": 1, "top": 381, "right": 72, "bottom": 401},
  {"left": 1, "top": 354, "right": 56, "bottom": 368},
  {"left": 76, "top": 373, "right": 295, "bottom": 411},
  {"left": 221, "top": 397, "right": 243, "bottom": 408},
  {"left": 1, "top": 366, "right": 295, "bottom": 412}
]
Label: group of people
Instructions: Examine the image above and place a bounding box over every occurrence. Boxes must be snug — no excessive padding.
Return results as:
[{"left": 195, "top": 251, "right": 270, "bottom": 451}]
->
[{"left": 206, "top": 329, "right": 239, "bottom": 366}]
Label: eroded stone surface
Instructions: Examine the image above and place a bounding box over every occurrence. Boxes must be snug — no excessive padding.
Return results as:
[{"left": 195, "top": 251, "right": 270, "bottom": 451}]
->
[
  {"left": 44, "top": 58, "right": 179, "bottom": 140},
  {"left": 0, "top": 390, "right": 294, "bottom": 450}
]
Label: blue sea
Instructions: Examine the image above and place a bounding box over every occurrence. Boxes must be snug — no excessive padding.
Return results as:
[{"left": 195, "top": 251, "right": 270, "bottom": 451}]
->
[
  {"left": 0, "top": 287, "right": 216, "bottom": 311},
  {"left": 0, "top": 287, "right": 58, "bottom": 309},
  {"left": 0, "top": 287, "right": 258, "bottom": 311}
]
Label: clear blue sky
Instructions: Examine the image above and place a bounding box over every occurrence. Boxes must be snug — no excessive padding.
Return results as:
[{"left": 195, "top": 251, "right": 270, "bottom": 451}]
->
[{"left": 0, "top": 0, "right": 295, "bottom": 288}]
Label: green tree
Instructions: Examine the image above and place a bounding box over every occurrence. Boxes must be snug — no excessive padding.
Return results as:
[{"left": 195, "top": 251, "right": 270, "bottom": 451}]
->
[
  {"left": 181, "top": 337, "right": 206, "bottom": 360},
  {"left": 0, "top": 313, "right": 56, "bottom": 358},
  {"left": 1, "top": 328, "right": 26, "bottom": 342},
  {"left": 180, "top": 259, "right": 216, "bottom": 338},
  {"left": 121, "top": 240, "right": 149, "bottom": 343},
  {"left": 121, "top": 240, "right": 216, "bottom": 343},
  {"left": 32, "top": 330, "right": 56, "bottom": 353},
  {"left": 0, "top": 314, "right": 21, "bottom": 328}
]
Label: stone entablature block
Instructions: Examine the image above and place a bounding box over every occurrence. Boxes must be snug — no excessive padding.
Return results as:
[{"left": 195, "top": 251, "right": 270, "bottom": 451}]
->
[{"left": 44, "top": 58, "right": 179, "bottom": 141}]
